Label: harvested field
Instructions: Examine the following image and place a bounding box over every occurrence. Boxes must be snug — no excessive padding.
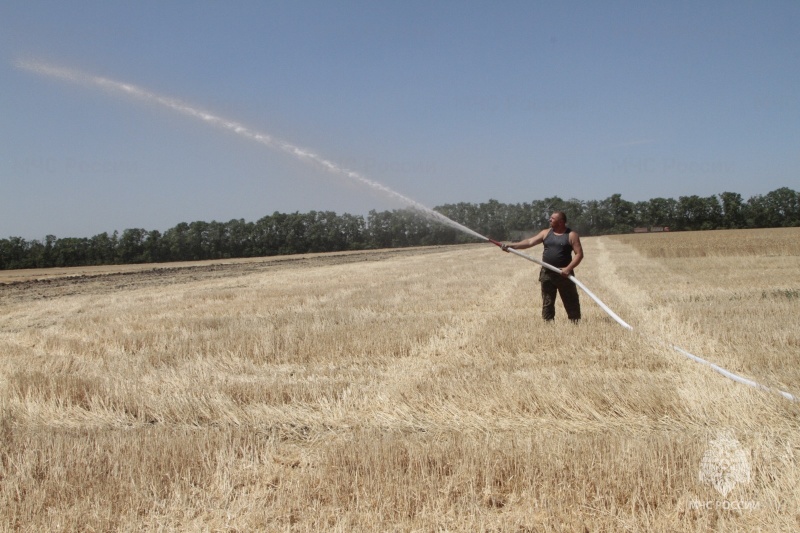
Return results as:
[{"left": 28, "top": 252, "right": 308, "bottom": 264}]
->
[{"left": 1, "top": 230, "right": 798, "bottom": 531}]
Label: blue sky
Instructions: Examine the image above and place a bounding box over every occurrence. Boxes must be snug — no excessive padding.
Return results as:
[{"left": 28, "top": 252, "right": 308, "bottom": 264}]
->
[{"left": 2, "top": 1, "right": 798, "bottom": 239}]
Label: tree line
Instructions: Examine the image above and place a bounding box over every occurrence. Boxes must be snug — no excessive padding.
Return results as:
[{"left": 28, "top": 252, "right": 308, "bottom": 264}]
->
[{"left": 1, "top": 187, "right": 798, "bottom": 271}]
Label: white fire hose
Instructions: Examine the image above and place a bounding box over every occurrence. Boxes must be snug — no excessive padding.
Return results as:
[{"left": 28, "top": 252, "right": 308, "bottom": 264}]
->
[{"left": 490, "top": 239, "right": 797, "bottom": 403}]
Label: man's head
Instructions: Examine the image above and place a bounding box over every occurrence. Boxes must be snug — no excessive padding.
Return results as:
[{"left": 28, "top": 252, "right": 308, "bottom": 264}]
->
[{"left": 549, "top": 211, "right": 567, "bottom": 229}]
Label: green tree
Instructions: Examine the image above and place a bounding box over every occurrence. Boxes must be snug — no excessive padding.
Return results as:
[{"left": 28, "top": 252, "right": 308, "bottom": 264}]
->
[
  {"left": 719, "top": 192, "right": 745, "bottom": 229},
  {"left": 163, "top": 223, "right": 191, "bottom": 261},
  {"left": 54, "top": 237, "right": 90, "bottom": 267},
  {"left": 226, "top": 218, "right": 254, "bottom": 258},
  {"left": 0, "top": 237, "right": 33, "bottom": 269},
  {"left": 764, "top": 187, "right": 800, "bottom": 227},
  {"left": 600, "top": 194, "right": 636, "bottom": 233},
  {"left": 143, "top": 230, "right": 164, "bottom": 262},
  {"left": 646, "top": 197, "right": 678, "bottom": 229},
  {"left": 677, "top": 195, "right": 721, "bottom": 230},
  {"left": 367, "top": 210, "right": 394, "bottom": 248},
  {"left": 118, "top": 228, "right": 148, "bottom": 263},
  {"left": 338, "top": 213, "right": 368, "bottom": 249},
  {"left": 89, "top": 232, "right": 118, "bottom": 265},
  {"left": 582, "top": 200, "right": 608, "bottom": 235}
]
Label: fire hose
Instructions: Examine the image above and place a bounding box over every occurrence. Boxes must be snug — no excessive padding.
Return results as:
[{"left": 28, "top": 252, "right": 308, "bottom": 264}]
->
[{"left": 486, "top": 238, "right": 797, "bottom": 402}]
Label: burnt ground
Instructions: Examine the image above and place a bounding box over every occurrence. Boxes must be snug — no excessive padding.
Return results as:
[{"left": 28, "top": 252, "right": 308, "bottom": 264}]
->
[{"left": 0, "top": 246, "right": 466, "bottom": 304}]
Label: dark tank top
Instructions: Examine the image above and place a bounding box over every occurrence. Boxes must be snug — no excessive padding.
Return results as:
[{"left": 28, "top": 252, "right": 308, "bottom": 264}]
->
[{"left": 542, "top": 228, "right": 573, "bottom": 268}]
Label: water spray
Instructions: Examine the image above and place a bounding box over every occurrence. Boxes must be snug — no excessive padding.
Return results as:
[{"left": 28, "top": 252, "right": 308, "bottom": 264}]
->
[
  {"left": 19, "top": 59, "right": 795, "bottom": 402},
  {"left": 15, "top": 59, "right": 487, "bottom": 243}
]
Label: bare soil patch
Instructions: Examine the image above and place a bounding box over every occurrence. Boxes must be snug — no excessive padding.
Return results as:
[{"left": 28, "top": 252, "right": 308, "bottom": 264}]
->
[{"left": 0, "top": 245, "right": 462, "bottom": 303}]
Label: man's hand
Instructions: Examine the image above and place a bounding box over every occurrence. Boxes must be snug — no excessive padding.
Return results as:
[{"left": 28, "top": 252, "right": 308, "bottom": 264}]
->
[
  {"left": 501, "top": 243, "right": 511, "bottom": 252},
  {"left": 560, "top": 267, "right": 573, "bottom": 278}
]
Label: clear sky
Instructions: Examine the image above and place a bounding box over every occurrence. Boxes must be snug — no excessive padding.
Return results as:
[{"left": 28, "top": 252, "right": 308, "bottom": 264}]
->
[{"left": 2, "top": 1, "right": 798, "bottom": 240}]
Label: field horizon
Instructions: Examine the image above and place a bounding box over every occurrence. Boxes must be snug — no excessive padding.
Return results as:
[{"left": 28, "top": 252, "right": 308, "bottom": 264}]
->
[{"left": 1, "top": 228, "right": 798, "bottom": 531}]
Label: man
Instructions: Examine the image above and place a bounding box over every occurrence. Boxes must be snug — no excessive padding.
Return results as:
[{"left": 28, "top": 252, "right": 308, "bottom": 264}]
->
[{"left": 502, "top": 211, "right": 583, "bottom": 322}]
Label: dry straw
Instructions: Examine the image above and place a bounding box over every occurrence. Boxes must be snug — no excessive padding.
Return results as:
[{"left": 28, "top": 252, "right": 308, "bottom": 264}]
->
[{"left": 1, "top": 230, "right": 798, "bottom": 531}]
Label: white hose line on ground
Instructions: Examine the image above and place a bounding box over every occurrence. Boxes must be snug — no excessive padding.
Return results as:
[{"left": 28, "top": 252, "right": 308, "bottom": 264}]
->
[
  {"left": 671, "top": 346, "right": 798, "bottom": 402},
  {"left": 502, "top": 246, "right": 798, "bottom": 402}
]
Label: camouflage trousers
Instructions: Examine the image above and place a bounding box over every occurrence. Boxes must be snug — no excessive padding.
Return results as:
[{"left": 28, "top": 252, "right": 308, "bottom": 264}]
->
[{"left": 539, "top": 268, "right": 581, "bottom": 322}]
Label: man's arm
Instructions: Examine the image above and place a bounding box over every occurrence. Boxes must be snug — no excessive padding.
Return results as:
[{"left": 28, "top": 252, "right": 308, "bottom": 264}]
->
[
  {"left": 561, "top": 232, "right": 584, "bottom": 277},
  {"left": 504, "top": 229, "right": 548, "bottom": 251}
]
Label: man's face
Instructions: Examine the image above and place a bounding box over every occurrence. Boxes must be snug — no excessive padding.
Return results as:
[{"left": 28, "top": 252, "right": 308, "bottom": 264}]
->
[{"left": 549, "top": 213, "right": 562, "bottom": 227}]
